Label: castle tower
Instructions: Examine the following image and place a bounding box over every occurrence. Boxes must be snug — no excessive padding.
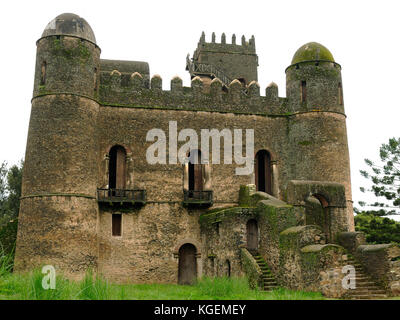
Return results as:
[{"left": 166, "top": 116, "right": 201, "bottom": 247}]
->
[
  {"left": 186, "top": 32, "right": 258, "bottom": 88},
  {"left": 14, "top": 13, "right": 101, "bottom": 278},
  {"left": 285, "top": 42, "right": 354, "bottom": 231}
]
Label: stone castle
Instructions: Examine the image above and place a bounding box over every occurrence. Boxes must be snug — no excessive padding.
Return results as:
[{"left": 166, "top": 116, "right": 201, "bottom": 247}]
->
[{"left": 14, "top": 13, "right": 400, "bottom": 298}]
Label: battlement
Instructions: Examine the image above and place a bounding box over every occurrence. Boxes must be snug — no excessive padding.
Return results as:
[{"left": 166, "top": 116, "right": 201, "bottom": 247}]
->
[
  {"left": 195, "top": 32, "right": 256, "bottom": 56},
  {"left": 99, "top": 71, "right": 286, "bottom": 115}
]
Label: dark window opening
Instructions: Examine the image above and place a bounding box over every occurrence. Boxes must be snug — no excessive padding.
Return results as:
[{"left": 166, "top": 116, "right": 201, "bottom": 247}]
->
[
  {"left": 94, "top": 68, "right": 98, "bottom": 91},
  {"left": 301, "top": 80, "right": 307, "bottom": 102},
  {"left": 226, "top": 260, "right": 231, "bottom": 277},
  {"left": 40, "top": 61, "right": 47, "bottom": 86},
  {"left": 254, "top": 150, "right": 272, "bottom": 195},
  {"left": 112, "top": 214, "right": 122, "bottom": 236},
  {"left": 109, "top": 145, "right": 127, "bottom": 191},
  {"left": 338, "top": 82, "right": 343, "bottom": 105},
  {"left": 215, "top": 222, "right": 220, "bottom": 235},
  {"left": 188, "top": 150, "right": 203, "bottom": 192}
]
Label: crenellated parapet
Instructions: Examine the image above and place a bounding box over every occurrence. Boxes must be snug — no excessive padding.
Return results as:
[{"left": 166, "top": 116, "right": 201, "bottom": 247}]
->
[
  {"left": 196, "top": 32, "right": 256, "bottom": 55},
  {"left": 188, "top": 32, "right": 259, "bottom": 86},
  {"left": 99, "top": 72, "right": 287, "bottom": 115}
]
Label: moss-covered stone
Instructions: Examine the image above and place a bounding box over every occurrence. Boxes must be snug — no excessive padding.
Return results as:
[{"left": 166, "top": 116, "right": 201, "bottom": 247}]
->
[
  {"left": 291, "top": 42, "right": 335, "bottom": 64},
  {"left": 240, "top": 247, "right": 263, "bottom": 289}
]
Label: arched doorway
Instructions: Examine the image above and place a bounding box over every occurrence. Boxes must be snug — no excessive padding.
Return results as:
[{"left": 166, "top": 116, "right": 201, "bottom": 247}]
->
[
  {"left": 178, "top": 243, "right": 197, "bottom": 285},
  {"left": 188, "top": 150, "right": 203, "bottom": 198},
  {"left": 109, "top": 145, "right": 127, "bottom": 192},
  {"left": 254, "top": 150, "right": 272, "bottom": 195},
  {"left": 246, "top": 219, "right": 258, "bottom": 251}
]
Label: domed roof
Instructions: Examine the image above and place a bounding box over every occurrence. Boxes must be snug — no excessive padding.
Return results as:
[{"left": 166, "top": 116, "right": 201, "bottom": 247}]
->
[
  {"left": 41, "top": 13, "right": 96, "bottom": 44},
  {"left": 291, "top": 42, "right": 334, "bottom": 64}
]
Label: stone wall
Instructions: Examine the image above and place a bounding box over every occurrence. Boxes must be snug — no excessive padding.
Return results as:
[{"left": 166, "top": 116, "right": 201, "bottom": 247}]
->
[
  {"left": 98, "top": 203, "right": 203, "bottom": 284},
  {"left": 355, "top": 244, "right": 400, "bottom": 293},
  {"left": 14, "top": 196, "right": 98, "bottom": 280},
  {"left": 257, "top": 198, "right": 301, "bottom": 274},
  {"left": 200, "top": 207, "right": 255, "bottom": 278}
]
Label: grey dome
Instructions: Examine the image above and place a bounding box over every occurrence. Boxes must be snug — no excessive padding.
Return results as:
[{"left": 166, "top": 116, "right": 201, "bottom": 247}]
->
[{"left": 41, "top": 13, "right": 96, "bottom": 43}]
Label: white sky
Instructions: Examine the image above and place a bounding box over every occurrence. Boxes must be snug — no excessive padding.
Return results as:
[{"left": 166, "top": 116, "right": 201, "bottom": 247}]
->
[{"left": 1, "top": 0, "right": 399, "bottom": 217}]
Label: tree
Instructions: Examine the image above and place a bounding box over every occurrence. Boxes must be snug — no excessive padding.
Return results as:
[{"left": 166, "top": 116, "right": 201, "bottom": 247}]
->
[
  {"left": 0, "top": 160, "right": 23, "bottom": 256},
  {"left": 359, "top": 137, "right": 400, "bottom": 215},
  {"left": 355, "top": 212, "right": 400, "bottom": 244}
]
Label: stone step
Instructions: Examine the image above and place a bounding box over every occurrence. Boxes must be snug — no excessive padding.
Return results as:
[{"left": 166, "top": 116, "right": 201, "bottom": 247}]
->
[
  {"left": 355, "top": 282, "right": 380, "bottom": 287},
  {"left": 348, "top": 288, "right": 387, "bottom": 294},
  {"left": 264, "top": 287, "right": 278, "bottom": 291},
  {"left": 263, "top": 280, "right": 276, "bottom": 283},
  {"left": 348, "top": 295, "right": 387, "bottom": 300}
]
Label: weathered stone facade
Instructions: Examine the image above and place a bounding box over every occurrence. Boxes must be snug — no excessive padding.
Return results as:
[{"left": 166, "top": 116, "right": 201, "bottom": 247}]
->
[{"left": 15, "top": 13, "right": 399, "bottom": 298}]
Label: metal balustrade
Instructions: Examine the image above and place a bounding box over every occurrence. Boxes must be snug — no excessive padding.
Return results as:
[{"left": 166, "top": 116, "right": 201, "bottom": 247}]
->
[
  {"left": 186, "top": 57, "right": 232, "bottom": 88},
  {"left": 97, "top": 188, "right": 146, "bottom": 204},
  {"left": 183, "top": 190, "right": 213, "bottom": 206}
]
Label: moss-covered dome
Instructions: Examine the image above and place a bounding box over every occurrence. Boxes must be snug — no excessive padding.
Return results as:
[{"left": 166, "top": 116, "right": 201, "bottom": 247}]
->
[
  {"left": 41, "top": 13, "right": 96, "bottom": 44},
  {"left": 291, "top": 42, "right": 334, "bottom": 64}
]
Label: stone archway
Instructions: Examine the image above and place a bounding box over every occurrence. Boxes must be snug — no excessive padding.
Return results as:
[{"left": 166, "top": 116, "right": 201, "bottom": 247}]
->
[
  {"left": 305, "top": 194, "right": 331, "bottom": 242},
  {"left": 286, "top": 180, "right": 349, "bottom": 243},
  {"left": 178, "top": 243, "right": 197, "bottom": 285}
]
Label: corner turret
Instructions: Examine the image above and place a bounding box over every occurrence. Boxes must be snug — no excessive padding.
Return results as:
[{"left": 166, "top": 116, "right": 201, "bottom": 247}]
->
[
  {"left": 15, "top": 13, "right": 101, "bottom": 278},
  {"left": 285, "top": 42, "right": 353, "bottom": 231},
  {"left": 286, "top": 42, "right": 343, "bottom": 113}
]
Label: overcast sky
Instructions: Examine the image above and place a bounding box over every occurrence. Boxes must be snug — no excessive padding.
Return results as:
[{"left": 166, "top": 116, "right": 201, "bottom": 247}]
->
[{"left": 1, "top": 0, "right": 399, "bottom": 217}]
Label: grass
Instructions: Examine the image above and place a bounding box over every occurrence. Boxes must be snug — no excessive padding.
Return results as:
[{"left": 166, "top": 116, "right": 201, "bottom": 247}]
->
[
  {"left": 0, "top": 272, "right": 325, "bottom": 300},
  {"left": 0, "top": 248, "right": 325, "bottom": 300}
]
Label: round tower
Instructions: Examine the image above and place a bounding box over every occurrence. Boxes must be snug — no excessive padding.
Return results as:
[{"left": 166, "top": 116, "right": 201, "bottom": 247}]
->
[
  {"left": 285, "top": 42, "right": 354, "bottom": 231},
  {"left": 14, "top": 13, "right": 101, "bottom": 278}
]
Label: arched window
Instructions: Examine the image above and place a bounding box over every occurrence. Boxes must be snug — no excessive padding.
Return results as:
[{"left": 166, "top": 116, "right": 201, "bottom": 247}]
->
[
  {"left": 188, "top": 149, "right": 203, "bottom": 195},
  {"left": 109, "top": 145, "right": 127, "bottom": 193},
  {"left": 40, "top": 61, "right": 47, "bottom": 85},
  {"left": 254, "top": 150, "right": 272, "bottom": 195}
]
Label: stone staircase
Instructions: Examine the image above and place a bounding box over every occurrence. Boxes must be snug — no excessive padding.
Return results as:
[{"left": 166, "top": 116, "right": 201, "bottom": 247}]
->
[
  {"left": 249, "top": 250, "right": 279, "bottom": 291},
  {"left": 344, "top": 254, "right": 388, "bottom": 300}
]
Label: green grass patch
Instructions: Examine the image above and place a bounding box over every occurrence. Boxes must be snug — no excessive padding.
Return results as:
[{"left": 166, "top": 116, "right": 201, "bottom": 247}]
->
[
  {"left": 0, "top": 269, "right": 325, "bottom": 300},
  {"left": 0, "top": 248, "right": 325, "bottom": 300}
]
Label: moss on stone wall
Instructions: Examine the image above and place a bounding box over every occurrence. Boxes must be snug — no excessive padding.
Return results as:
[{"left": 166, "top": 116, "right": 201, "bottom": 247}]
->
[
  {"left": 240, "top": 247, "right": 263, "bottom": 289},
  {"left": 199, "top": 207, "right": 255, "bottom": 227}
]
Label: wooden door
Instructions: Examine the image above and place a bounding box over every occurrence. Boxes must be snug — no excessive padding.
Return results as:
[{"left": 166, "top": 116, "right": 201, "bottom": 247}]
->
[
  {"left": 246, "top": 219, "right": 258, "bottom": 251},
  {"left": 194, "top": 163, "right": 203, "bottom": 191},
  {"left": 116, "top": 147, "right": 126, "bottom": 190},
  {"left": 255, "top": 150, "right": 272, "bottom": 195},
  {"left": 178, "top": 244, "right": 197, "bottom": 285}
]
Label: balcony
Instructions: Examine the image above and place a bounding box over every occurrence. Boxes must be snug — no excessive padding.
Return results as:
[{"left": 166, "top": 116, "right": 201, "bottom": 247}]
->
[
  {"left": 97, "top": 188, "right": 146, "bottom": 206},
  {"left": 183, "top": 190, "right": 213, "bottom": 207}
]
